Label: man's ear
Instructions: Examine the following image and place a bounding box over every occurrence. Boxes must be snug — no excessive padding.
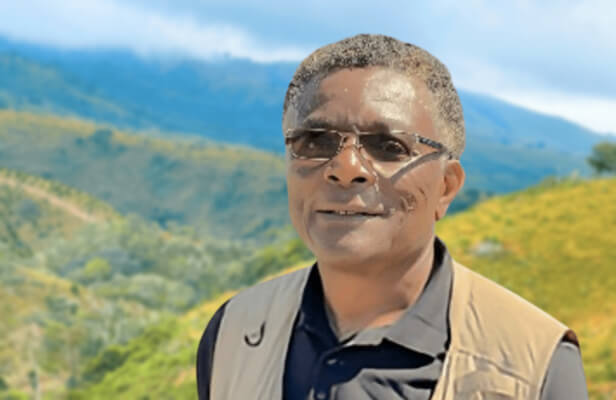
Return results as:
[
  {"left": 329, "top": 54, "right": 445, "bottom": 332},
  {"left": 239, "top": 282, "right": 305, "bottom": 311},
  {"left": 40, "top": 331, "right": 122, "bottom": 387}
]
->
[{"left": 435, "top": 160, "right": 465, "bottom": 221}]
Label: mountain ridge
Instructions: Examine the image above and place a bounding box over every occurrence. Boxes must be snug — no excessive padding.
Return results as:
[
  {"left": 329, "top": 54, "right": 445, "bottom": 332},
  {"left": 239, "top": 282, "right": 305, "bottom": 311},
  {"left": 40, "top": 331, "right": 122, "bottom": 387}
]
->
[{"left": 0, "top": 37, "right": 606, "bottom": 156}]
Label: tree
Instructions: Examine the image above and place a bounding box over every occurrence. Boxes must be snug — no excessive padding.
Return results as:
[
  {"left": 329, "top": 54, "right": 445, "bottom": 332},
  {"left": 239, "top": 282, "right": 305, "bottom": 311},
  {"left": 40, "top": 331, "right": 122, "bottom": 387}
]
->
[
  {"left": 80, "top": 258, "right": 112, "bottom": 283},
  {"left": 587, "top": 141, "right": 616, "bottom": 174}
]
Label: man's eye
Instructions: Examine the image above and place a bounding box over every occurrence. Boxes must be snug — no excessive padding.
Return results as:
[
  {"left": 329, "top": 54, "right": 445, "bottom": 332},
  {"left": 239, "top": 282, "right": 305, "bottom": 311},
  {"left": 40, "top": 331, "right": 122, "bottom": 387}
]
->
[
  {"left": 380, "top": 140, "right": 408, "bottom": 155},
  {"left": 302, "top": 131, "right": 334, "bottom": 148},
  {"left": 291, "top": 130, "right": 339, "bottom": 158},
  {"left": 301, "top": 133, "right": 318, "bottom": 148},
  {"left": 361, "top": 134, "right": 411, "bottom": 161}
]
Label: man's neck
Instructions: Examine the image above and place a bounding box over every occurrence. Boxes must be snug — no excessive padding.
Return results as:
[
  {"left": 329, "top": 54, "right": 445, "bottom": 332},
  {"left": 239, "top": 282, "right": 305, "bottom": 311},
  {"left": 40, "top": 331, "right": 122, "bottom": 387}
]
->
[{"left": 317, "top": 238, "right": 436, "bottom": 339}]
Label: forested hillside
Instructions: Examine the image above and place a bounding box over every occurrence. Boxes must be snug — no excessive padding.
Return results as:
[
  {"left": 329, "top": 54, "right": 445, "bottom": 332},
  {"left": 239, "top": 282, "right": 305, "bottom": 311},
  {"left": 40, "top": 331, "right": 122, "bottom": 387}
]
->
[
  {"left": 61, "top": 178, "right": 616, "bottom": 400},
  {"left": 0, "top": 169, "right": 311, "bottom": 399}
]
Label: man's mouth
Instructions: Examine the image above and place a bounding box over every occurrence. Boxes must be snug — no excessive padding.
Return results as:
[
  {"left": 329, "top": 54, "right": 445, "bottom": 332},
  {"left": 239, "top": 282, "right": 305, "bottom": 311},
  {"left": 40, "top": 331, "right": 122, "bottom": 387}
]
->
[{"left": 316, "top": 210, "right": 381, "bottom": 217}]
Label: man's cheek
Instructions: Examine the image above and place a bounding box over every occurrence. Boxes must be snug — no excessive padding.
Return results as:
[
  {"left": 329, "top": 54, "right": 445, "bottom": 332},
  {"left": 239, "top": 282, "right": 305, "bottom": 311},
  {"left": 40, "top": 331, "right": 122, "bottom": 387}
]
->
[
  {"left": 392, "top": 173, "right": 434, "bottom": 214},
  {"left": 389, "top": 182, "right": 421, "bottom": 214},
  {"left": 289, "top": 193, "right": 309, "bottom": 233},
  {"left": 291, "top": 163, "right": 323, "bottom": 179},
  {"left": 288, "top": 194, "right": 303, "bottom": 222},
  {"left": 399, "top": 191, "right": 418, "bottom": 213}
]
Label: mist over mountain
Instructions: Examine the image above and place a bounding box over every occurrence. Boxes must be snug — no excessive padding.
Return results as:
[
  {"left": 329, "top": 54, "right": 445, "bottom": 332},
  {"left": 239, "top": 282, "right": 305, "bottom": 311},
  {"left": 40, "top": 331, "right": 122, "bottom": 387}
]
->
[{"left": 0, "top": 36, "right": 606, "bottom": 194}]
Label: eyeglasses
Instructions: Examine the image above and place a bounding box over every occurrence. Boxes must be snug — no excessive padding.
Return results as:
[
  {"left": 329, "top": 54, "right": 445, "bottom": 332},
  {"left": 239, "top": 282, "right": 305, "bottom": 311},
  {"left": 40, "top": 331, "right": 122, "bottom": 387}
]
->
[{"left": 285, "top": 127, "right": 452, "bottom": 171}]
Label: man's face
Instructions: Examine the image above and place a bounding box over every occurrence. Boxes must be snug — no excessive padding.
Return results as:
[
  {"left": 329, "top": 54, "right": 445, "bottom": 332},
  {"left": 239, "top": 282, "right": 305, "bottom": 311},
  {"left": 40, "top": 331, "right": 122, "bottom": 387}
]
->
[{"left": 285, "top": 67, "right": 457, "bottom": 270}]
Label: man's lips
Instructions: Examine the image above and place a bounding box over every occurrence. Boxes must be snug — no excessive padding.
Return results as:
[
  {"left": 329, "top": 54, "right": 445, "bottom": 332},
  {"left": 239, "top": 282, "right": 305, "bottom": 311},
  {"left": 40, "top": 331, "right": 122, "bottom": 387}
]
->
[{"left": 316, "top": 208, "right": 383, "bottom": 217}]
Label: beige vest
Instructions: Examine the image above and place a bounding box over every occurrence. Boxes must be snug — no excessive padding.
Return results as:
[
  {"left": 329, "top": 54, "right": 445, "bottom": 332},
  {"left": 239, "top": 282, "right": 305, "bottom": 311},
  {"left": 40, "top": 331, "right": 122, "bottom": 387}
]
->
[{"left": 211, "top": 262, "right": 573, "bottom": 399}]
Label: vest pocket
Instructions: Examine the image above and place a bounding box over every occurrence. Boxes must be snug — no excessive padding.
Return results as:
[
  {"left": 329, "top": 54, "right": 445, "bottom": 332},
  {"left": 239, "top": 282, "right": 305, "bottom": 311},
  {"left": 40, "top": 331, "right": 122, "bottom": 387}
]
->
[{"left": 453, "top": 370, "right": 518, "bottom": 399}]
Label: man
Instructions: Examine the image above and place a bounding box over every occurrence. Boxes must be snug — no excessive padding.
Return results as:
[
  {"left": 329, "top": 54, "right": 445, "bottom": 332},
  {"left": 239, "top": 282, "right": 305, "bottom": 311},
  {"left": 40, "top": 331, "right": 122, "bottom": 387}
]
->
[{"left": 197, "top": 34, "right": 587, "bottom": 399}]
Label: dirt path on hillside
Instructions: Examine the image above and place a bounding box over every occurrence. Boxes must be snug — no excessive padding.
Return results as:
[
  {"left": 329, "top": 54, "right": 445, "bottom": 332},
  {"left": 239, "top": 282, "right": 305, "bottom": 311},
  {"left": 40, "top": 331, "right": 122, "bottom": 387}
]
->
[{"left": 0, "top": 176, "right": 100, "bottom": 223}]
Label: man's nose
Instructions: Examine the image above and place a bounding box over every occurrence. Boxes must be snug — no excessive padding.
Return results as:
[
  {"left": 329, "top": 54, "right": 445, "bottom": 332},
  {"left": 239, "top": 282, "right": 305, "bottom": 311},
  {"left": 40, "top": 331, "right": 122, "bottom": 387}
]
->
[{"left": 324, "top": 144, "right": 376, "bottom": 188}]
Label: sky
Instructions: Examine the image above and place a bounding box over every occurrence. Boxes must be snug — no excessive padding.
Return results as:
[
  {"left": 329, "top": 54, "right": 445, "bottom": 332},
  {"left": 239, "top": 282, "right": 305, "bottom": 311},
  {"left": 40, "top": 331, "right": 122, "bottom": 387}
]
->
[{"left": 0, "top": 0, "right": 614, "bottom": 135}]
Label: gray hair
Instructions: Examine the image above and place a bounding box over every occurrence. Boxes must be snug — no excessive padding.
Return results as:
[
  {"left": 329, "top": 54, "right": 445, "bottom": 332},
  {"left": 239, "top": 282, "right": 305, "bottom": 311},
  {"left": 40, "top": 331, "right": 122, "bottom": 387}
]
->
[{"left": 283, "top": 34, "right": 465, "bottom": 159}]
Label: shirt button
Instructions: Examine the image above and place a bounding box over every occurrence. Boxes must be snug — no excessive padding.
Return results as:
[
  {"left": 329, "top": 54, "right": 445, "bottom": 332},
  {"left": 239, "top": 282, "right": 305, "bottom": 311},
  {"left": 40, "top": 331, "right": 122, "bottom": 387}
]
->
[{"left": 315, "top": 391, "right": 328, "bottom": 400}]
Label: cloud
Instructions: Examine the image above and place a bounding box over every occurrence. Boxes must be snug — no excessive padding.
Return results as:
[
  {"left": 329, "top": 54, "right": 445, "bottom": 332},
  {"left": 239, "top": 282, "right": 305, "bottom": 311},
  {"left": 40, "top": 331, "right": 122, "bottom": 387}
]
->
[
  {"left": 496, "top": 91, "right": 616, "bottom": 136},
  {"left": 449, "top": 56, "right": 616, "bottom": 135},
  {"left": 430, "top": 1, "right": 616, "bottom": 98},
  {"left": 0, "top": 0, "right": 308, "bottom": 62}
]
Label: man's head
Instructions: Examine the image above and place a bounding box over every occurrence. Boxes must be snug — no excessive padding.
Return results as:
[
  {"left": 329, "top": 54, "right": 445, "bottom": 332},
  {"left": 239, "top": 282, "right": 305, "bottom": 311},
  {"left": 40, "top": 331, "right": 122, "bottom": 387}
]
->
[
  {"left": 283, "top": 34, "right": 465, "bottom": 159},
  {"left": 283, "top": 34, "right": 465, "bottom": 272}
]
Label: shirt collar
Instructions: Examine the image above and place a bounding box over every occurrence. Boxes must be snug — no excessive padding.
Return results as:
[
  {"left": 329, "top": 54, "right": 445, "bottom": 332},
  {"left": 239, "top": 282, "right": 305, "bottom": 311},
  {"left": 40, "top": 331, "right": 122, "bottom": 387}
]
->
[
  {"left": 296, "top": 261, "right": 338, "bottom": 345},
  {"left": 381, "top": 237, "right": 452, "bottom": 356},
  {"left": 297, "top": 237, "right": 453, "bottom": 357}
]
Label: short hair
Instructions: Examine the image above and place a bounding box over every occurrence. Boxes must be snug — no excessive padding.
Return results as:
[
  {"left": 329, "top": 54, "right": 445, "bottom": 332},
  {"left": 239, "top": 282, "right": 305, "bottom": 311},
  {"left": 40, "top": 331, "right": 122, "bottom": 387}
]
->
[{"left": 283, "top": 34, "right": 465, "bottom": 159}]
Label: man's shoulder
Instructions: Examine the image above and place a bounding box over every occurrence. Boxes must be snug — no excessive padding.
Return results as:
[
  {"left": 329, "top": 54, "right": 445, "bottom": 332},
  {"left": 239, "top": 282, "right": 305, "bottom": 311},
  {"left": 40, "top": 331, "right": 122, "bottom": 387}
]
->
[
  {"left": 449, "top": 260, "right": 578, "bottom": 393},
  {"left": 450, "top": 260, "right": 572, "bottom": 369},
  {"left": 453, "top": 260, "right": 565, "bottom": 328}
]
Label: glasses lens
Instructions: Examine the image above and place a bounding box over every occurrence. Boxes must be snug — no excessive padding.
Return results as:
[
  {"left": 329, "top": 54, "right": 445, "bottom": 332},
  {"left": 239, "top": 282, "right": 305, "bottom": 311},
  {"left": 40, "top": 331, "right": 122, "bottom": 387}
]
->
[
  {"left": 288, "top": 129, "right": 340, "bottom": 159},
  {"left": 360, "top": 133, "right": 412, "bottom": 162}
]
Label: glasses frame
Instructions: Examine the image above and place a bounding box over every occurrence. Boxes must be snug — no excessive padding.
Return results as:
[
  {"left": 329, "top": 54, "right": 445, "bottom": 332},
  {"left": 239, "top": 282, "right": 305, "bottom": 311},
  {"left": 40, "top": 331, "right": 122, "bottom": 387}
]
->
[{"left": 284, "top": 127, "right": 453, "bottom": 165}]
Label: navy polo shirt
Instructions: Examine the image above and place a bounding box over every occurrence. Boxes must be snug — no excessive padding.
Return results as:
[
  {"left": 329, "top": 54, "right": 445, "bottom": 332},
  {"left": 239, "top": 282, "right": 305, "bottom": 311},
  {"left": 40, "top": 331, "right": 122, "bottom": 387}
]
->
[{"left": 197, "top": 238, "right": 588, "bottom": 399}]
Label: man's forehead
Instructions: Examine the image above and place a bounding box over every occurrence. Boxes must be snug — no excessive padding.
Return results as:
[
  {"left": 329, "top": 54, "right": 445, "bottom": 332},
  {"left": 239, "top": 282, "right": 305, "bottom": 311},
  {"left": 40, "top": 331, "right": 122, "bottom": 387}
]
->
[
  {"left": 318, "top": 67, "right": 418, "bottom": 103},
  {"left": 294, "top": 67, "right": 433, "bottom": 132}
]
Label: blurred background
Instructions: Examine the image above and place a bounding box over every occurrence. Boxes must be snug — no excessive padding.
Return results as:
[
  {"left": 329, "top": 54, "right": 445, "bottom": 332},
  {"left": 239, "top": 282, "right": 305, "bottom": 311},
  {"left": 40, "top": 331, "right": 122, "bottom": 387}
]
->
[{"left": 0, "top": 1, "right": 615, "bottom": 399}]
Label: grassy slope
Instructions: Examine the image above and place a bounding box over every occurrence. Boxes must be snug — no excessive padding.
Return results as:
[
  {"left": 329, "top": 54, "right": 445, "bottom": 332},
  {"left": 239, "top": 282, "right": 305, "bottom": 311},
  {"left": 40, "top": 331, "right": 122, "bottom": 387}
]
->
[
  {"left": 438, "top": 177, "right": 616, "bottom": 398},
  {"left": 0, "top": 166, "right": 276, "bottom": 313},
  {"left": 0, "top": 167, "right": 120, "bottom": 255},
  {"left": 0, "top": 110, "right": 289, "bottom": 241},
  {"left": 71, "top": 177, "right": 616, "bottom": 400}
]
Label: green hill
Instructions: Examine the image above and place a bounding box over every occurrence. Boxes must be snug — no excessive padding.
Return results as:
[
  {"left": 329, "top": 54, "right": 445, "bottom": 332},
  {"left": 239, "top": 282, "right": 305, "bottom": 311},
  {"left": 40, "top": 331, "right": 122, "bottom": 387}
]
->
[
  {"left": 0, "top": 110, "right": 289, "bottom": 241},
  {"left": 0, "top": 170, "right": 163, "bottom": 398},
  {"left": 0, "top": 169, "right": 312, "bottom": 399},
  {"left": 0, "top": 166, "right": 296, "bottom": 313},
  {"left": 64, "top": 177, "right": 616, "bottom": 400},
  {"left": 0, "top": 264, "right": 158, "bottom": 400},
  {"left": 0, "top": 167, "right": 119, "bottom": 259}
]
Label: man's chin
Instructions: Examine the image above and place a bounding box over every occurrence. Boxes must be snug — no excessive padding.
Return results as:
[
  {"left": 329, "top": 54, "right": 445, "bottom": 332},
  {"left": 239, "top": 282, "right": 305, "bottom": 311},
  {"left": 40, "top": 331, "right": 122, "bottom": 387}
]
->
[{"left": 309, "top": 233, "right": 386, "bottom": 267}]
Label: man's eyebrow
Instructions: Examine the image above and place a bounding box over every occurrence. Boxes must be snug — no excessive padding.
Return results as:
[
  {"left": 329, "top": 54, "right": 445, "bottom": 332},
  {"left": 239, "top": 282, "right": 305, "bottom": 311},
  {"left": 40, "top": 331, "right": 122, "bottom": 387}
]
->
[
  {"left": 301, "top": 118, "right": 395, "bottom": 132},
  {"left": 301, "top": 118, "right": 337, "bottom": 129}
]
